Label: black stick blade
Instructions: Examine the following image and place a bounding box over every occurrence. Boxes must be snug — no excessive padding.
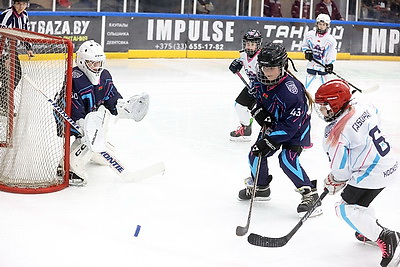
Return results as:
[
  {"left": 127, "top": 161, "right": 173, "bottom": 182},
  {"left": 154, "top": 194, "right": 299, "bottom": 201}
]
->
[
  {"left": 236, "top": 225, "right": 248, "bottom": 236},
  {"left": 248, "top": 233, "right": 289, "bottom": 247}
]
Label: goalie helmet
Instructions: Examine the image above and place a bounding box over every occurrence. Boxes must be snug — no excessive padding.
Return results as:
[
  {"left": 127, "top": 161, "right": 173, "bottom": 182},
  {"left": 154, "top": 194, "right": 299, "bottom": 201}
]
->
[
  {"left": 242, "top": 29, "right": 263, "bottom": 57},
  {"left": 76, "top": 40, "right": 106, "bottom": 85},
  {"left": 315, "top": 79, "right": 352, "bottom": 122},
  {"left": 256, "top": 42, "right": 288, "bottom": 86},
  {"left": 316, "top": 14, "right": 331, "bottom": 34}
]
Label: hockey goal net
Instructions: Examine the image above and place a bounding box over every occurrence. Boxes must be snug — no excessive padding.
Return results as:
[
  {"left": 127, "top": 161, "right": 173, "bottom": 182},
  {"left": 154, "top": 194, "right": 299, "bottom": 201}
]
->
[{"left": 0, "top": 28, "right": 73, "bottom": 193}]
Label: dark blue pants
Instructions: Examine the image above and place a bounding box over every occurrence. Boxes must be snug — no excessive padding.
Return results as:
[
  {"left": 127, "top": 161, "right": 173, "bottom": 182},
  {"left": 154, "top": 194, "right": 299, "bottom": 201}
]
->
[{"left": 248, "top": 148, "right": 313, "bottom": 189}]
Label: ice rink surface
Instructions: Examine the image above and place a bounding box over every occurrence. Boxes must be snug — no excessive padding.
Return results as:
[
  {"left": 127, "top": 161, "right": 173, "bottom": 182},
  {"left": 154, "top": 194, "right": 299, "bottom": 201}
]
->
[{"left": 1, "top": 58, "right": 400, "bottom": 267}]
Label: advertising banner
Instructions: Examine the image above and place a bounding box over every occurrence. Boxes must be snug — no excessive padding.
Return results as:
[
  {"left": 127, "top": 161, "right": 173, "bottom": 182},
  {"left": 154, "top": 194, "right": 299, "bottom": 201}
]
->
[
  {"left": 29, "top": 16, "right": 101, "bottom": 51},
  {"left": 28, "top": 13, "right": 400, "bottom": 56}
]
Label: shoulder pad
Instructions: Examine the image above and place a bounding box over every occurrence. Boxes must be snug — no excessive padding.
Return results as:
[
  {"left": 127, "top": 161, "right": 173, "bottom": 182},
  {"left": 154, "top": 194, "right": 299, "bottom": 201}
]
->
[{"left": 72, "top": 68, "right": 84, "bottom": 79}]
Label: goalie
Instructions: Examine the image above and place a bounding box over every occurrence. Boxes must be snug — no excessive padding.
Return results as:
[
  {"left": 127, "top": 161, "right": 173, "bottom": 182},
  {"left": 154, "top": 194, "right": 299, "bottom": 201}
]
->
[{"left": 67, "top": 40, "right": 149, "bottom": 186}]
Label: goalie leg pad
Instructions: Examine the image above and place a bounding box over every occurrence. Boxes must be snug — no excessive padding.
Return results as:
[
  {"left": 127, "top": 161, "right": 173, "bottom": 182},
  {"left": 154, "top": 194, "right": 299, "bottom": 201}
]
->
[
  {"left": 70, "top": 139, "right": 94, "bottom": 183},
  {"left": 81, "top": 105, "right": 110, "bottom": 152}
]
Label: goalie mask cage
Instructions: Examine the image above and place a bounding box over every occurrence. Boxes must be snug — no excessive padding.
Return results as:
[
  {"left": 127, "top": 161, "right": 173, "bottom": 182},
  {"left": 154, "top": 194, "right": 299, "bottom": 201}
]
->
[{"left": 0, "top": 28, "right": 73, "bottom": 194}]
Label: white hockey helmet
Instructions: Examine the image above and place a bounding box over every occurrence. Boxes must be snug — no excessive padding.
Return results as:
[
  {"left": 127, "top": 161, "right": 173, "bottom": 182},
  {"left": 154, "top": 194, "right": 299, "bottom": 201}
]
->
[
  {"left": 76, "top": 40, "right": 106, "bottom": 85},
  {"left": 316, "top": 14, "right": 331, "bottom": 27}
]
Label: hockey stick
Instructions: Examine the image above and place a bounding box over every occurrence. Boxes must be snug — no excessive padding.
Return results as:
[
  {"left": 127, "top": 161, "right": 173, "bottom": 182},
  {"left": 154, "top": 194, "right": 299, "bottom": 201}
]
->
[
  {"left": 236, "top": 151, "right": 263, "bottom": 236},
  {"left": 311, "top": 58, "right": 379, "bottom": 94},
  {"left": 236, "top": 72, "right": 252, "bottom": 90},
  {"left": 247, "top": 188, "right": 329, "bottom": 247},
  {"left": 23, "top": 74, "right": 164, "bottom": 182}
]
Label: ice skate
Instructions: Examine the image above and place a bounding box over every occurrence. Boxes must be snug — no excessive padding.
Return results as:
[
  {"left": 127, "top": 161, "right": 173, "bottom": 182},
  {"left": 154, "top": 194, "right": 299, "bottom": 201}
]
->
[
  {"left": 238, "top": 176, "right": 271, "bottom": 201},
  {"left": 377, "top": 228, "right": 400, "bottom": 267},
  {"left": 296, "top": 186, "right": 322, "bottom": 217},
  {"left": 230, "top": 123, "right": 252, "bottom": 142},
  {"left": 355, "top": 231, "right": 377, "bottom": 247},
  {"left": 69, "top": 172, "right": 87, "bottom": 187}
]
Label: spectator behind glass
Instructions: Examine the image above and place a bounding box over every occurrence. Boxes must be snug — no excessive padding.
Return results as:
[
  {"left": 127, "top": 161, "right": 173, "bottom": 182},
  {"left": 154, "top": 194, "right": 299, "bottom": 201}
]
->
[
  {"left": 264, "top": 0, "right": 282, "bottom": 17},
  {"left": 57, "top": 0, "right": 71, "bottom": 8},
  {"left": 101, "top": 0, "right": 123, "bottom": 12},
  {"left": 197, "top": 0, "right": 214, "bottom": 14},
  {"left": 291, "top": 0, "right": 311, "bottom": 18},
  {"left": 315, "top": 0, "right": 344, "bottom": 20},
  {"left": 71, "top": 0, "right": 96, "bottom": 11}
]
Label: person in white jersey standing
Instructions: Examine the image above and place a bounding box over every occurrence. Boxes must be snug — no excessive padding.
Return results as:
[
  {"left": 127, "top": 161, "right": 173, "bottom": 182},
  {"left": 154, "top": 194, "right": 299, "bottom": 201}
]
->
[
  {"left": 315, "top": 79, "right": 400, "bottom": 267},
  {"left": 301, "top": 14, "right": 337, "bottom": 95},
  {"left": 228, "top": 29, "right": 262, "bottom": 141}
]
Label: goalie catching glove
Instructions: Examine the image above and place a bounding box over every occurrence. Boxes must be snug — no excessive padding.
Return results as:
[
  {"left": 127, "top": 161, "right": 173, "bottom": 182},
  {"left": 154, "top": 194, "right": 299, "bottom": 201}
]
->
[
  {"left": 323, "top": 173, "right": 347, "bottom": 195},
  {"left": 117, "top": 93, "right": 149, "bottom": 122}
]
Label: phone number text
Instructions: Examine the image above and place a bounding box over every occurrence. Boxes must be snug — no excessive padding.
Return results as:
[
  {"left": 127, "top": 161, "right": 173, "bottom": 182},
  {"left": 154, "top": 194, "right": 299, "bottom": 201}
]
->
[{"left": 155, "top": 43, "right": 224, "bottom": 50}]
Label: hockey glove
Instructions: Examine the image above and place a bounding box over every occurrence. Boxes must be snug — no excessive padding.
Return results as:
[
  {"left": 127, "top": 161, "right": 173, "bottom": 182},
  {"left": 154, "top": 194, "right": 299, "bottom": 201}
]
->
[
  {"left": 117, "top": 93, "right": 149, "bottom": 122},
  {"left": 304, "top": 49, "right": 313, "bottom": 61},
  {"left": 251, "top": 135, "right": 280, "bottom": 157},
  {"left": 323, "top": 173, "right": 347, "bottom": 195},
  {"left": 251, "top": 106, "right": 276, "bottom": 128},
  {"left": 325, "top": 64, "right": 334, "bottom": 74},
  {"left": 229, "top": 59, "right": 243, "bottom": 74}
]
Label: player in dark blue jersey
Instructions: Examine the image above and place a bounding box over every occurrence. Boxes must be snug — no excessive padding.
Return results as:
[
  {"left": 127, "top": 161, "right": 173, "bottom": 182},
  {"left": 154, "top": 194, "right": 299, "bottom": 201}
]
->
[
  {"left": 65, "top": 40, "right": 149, "bottom": 186},
  {"left": 238, "top": 42, "right": 322, "bottom": 217}
]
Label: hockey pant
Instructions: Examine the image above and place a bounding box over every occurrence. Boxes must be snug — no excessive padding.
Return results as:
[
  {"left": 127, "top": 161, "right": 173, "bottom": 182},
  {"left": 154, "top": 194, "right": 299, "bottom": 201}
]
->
[
  {"left": 305, "top": 70, "right": 328, "bottom": 95},
  {"left": 335, "top": 185, "right": 384, "bottom": 241},
  {"left": 234, "top": 87, "right": 256, "bottom": 126},
  {"left": 248, "top": 146, "right": 313, "bottom": 189}
]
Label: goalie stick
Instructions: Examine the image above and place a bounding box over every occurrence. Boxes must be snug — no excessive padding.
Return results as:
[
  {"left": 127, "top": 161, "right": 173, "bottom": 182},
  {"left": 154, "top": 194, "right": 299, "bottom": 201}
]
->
[
  {"left": 247, "top": 188, "right": 328, "bottom": 247},
  {"left": 311, "top": 58, "right": 379, "bottom": 94},
  {"left": 23, "top": 74, "right": 164, "bottom": 182}
]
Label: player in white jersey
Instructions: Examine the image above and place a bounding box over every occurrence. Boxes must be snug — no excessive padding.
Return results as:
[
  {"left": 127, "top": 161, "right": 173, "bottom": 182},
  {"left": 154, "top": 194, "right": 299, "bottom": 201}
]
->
[
  {"left": 302, "top": 14, "right": 337, "bottom": 95},
  {"left": 315, "top": 80, "right": 400, "bottom": 267},
  {"left": 228, "top": 29, "right": 262, "bottom": 142}
]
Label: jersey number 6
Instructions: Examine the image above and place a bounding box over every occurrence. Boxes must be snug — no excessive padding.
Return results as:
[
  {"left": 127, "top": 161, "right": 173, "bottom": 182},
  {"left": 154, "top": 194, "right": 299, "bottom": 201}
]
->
[{"left": 369, "top": 125, "right": 390, "bottom": 157}]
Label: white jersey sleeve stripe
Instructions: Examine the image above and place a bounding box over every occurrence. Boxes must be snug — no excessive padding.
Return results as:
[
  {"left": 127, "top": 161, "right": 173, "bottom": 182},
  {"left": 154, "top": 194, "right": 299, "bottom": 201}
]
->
[{"left": 356, "top": 154, "right": 380, "bottom": 183}]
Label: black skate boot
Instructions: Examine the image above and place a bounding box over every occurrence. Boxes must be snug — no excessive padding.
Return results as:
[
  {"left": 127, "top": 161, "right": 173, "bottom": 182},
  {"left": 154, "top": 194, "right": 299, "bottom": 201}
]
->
[
  {"left": 296, "top": 186, "right": 322, "bottom": 217},
  {"left": 230, "top": 121, "right": 252, "bottom": 142},
  {"left": 69, "top": 172, "right": 87, "bottom": 187},
  {"left": 355, "top": 231, "right": 376, "bottom": 246},
  {"left": 377, "top": 227, "right": 400, "bottom": 267},
  {"left": 238, "top": 176, "right": 271, "bottom": 201}
]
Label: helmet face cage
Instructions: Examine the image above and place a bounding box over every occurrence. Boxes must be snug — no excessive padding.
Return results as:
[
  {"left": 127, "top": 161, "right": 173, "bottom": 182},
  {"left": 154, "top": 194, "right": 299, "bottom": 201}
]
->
[
  {"left": 315, "top": 79, "right": 352, "bottom": 122},
  {"left": 316, "top": 14, "right": 331, "bottom": 34},
  {"left": 76, "top": 40, "right": 106, "bottom": 85},
  {"left": 256, "top": 42, "right": 288, "bottom": 86},
  {"left": 242, "top": 29, "right": 262, "bottom": 57}
]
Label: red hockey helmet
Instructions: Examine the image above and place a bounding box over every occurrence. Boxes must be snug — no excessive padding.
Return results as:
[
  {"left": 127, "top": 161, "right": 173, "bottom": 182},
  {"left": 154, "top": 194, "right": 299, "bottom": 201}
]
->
[{"left": 315, "top": 79, "right": 352, "bottom": 122}]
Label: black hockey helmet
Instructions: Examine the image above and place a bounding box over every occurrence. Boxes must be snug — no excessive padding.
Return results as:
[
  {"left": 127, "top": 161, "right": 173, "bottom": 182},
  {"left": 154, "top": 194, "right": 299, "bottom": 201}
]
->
[
  {"left": 242, "top": 29, "right": 262, "bottom": 57},
  {"left": 256, "top": 42, "right": 288, "bottom": 85}
]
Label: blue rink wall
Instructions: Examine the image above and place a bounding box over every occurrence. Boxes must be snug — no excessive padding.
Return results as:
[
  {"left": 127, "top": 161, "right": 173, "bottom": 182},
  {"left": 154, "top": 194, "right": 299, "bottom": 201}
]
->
[{"left": 29, "top": 11, "right": 400, "bottom": 60}]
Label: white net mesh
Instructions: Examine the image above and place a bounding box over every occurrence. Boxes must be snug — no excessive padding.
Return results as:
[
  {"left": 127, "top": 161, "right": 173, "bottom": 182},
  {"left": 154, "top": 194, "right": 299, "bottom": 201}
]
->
[{"left": 0, "top": 28, "right": 72, "bottom": 193}]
